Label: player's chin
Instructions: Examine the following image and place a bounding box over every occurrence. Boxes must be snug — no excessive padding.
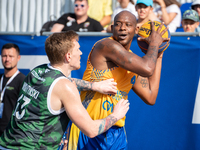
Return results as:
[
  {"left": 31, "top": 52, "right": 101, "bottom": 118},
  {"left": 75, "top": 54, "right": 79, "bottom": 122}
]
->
[
  {"left": 118, "top": 39, "right": 129, "bottom": 46},
  {"left": 4, "top": 66, "right": 13, "bottom": 70},
  {"left": 186, "top": 29, "right": 192, "bottom": 32},
  {"left": 139, "top": 14, "right": 146, "bottom": 19},
  {"left": 75, "top": 65, "right": 81, "bottom": 70}
]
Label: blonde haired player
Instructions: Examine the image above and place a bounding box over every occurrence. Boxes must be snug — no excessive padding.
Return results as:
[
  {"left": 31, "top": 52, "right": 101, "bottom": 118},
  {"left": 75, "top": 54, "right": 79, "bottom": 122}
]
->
[{"left": 0, "top": 31, "right": 130, "bottom": 150}]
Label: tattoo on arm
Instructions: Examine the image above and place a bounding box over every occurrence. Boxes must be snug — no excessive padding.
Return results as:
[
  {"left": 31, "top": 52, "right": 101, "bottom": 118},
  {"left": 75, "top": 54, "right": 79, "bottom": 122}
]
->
[
  {"left": 72, "top": 78, "right": 93, "bottom": 91},
  {"left": 97, "top": 41, "right": 105, "bottom": 49},
  {"left": 140, "top": 78, "right": 148, "bottom": 88},
  {"left": 98, "top": 115, "right": 117, "bottom": 135},
  {"left": 146, "top": 45, "right": 158, "bottom": 63}
]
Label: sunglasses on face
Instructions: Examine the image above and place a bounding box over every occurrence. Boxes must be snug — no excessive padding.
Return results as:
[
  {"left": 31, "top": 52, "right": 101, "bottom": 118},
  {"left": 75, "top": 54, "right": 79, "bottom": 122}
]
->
[{"left": 74, "top": 4, "right": 85, "bottom": 8}]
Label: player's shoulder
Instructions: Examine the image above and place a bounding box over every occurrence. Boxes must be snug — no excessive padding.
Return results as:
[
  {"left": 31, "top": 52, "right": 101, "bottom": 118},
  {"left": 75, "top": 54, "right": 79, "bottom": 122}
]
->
[
  {"left": 87, "top": 17, "right": 99, "bottom": 23},
  {"left": 93, "top": 37, "right": 123, "bottom": 55},
  {"left": 15, "top": 72, "right": 26, "bottom": 83},
  {"left": 97, "top": 37, "right": 120, "bottom": 47},
  {"left": 56, "top": 77, "right": 76, "bottom": 90},
  {"left": 57, "top": 77, "right": 73, "bottom": 85},
  {"left": 17, "top": 72, "right": 26, "bottom": 78}
]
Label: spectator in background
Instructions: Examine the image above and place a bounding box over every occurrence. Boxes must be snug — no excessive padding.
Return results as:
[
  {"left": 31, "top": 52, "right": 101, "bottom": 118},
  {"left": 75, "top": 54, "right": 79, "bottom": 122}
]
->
[
  {"left": 153, "top": 0, "right": 181, "bottom": 32},
  {"left": 51, "top": 0, "right": 104, "bottom": 32},
  {"left": 191, "top": 0, "right": 200, "bottom": 32},
  {"left": 106, "top": 0, "right": 138, "bottom": 32},
  {"left": 0, "top": 43, "right": 25, "bottom": 136},
  {"left": 181, "top": 9, "right": 199, "bottom": 32},
  {"left": 136, "top": 0, "right": 159, "bottom": 29},
  {"left": 87, "top": 0, "right": 113, "bottom": 28},
  {"left": 112, "top": 0, "right": 138, "bottom": 21}
]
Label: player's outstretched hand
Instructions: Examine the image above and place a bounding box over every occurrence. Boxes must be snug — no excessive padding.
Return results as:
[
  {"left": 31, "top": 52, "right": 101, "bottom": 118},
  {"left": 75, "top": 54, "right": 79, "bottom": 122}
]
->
[
  {"left": 138, "top": 21, "right": 170, "bottom": 47},
  {"left": 112, "top": 99, "right": 130, "bottom": 120},
  {"left": 94, "top": 78, "right": 117, "bottom": 95}
]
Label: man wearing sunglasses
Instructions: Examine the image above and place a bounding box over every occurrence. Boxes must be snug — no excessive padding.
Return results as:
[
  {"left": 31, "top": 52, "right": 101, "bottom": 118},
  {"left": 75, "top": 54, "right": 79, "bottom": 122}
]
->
[{"left": 51, "top": 0, "right": 104, "bottom": 32}]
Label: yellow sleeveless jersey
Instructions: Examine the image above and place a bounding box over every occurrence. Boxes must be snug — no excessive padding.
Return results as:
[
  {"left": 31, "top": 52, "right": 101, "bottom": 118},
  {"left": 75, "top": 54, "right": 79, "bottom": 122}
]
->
[{"left": 67, "top": 37, "right": 138, "bottom": 150}]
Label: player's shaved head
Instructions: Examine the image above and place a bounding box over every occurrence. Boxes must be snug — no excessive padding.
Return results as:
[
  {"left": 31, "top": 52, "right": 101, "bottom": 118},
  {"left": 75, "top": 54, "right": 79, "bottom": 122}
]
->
[
  {"left": 111, "top": 10, "right": 138, "bottom": 48},
  {"left": 114, "top": 10, "right": 137, "bottom": 27}
]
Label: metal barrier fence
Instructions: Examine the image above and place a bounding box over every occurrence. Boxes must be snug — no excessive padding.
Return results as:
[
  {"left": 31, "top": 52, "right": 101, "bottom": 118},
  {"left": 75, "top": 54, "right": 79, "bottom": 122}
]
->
[{"left": 0, "top": 0, "right": 194, "bottom": 33}]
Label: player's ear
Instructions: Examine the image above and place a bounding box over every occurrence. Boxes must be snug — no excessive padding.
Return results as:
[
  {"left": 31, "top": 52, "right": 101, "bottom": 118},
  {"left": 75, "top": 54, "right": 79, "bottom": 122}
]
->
[
  {"left": 86, "top": 3, "right": 89, "bottom": 11},
  {"left": 65, "top": 52, "right": 71, "bottom": 63},
  {"left": 111, "top": 24, "right": 114, "bottom": 32},
  {"left": 196, "top": 21, "right": 200, "bottom": 27},
  {"left": 135, "top": 25, "right": 139, "bottom": 34},
  {"left": 150, "top": 6, "right": 153, "bottom": 11},
  {"left": 17, "top": 55, "right": 21, "bottom": 61}
]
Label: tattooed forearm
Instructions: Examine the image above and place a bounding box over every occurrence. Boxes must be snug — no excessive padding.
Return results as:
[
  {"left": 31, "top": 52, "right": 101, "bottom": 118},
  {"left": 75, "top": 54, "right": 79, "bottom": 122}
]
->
[
  {"left": 72, "top": 78, "right": 93, "bottom": 91},
  {"left": 98, "top": 115, "right": 117, "bottom": 135},
  {"left": 146, "top": 45, "right": 158, "bottom": 63}
]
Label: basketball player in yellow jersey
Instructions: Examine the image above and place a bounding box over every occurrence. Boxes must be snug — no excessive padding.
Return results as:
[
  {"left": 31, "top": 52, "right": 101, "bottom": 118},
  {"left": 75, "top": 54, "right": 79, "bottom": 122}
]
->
[{"left": 64, "top": 11, "right": 170, "bottom": 150}]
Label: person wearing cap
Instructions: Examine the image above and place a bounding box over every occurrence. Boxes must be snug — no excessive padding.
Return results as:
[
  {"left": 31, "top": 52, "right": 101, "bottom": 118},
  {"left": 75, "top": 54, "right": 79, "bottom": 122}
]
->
[
  {"left": 153, "top": 0, "right": 181, "bottom": 32},
  {"left": 181, "top": 9, "right": 200, "bottom": 32},
  {"left": 191, "top": 0, "right": 200, "bottom": 32},
  {"left": 136, "top": 0, "right": 159, "bottom": 29}
]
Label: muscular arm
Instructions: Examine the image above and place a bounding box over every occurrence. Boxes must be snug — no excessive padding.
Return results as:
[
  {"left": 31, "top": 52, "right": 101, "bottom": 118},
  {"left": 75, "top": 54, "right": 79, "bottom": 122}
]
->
[
  {"left": 131, "top": 53, "right": 163, "bottom": 105},
  {"left": 56, "top": 79, "right": 129, "bottom": 138},
  {"left": 71, "top": 78, "right": 93, "bottom": 91},
  {"left": 91, "top": 39, "right": 160, "bottom": 77},
  {"left": 71, "top": 78, "right": 117, "bottom": 95},
  {"left": 91, "top": 22, "right": 168, "bottom": 77}
]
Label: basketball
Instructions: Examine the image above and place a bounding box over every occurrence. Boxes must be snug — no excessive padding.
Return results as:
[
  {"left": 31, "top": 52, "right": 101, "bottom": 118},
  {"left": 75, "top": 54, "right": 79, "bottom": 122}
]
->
[{"left": 137, "top": 21, "right": 170, "bottom": 54}]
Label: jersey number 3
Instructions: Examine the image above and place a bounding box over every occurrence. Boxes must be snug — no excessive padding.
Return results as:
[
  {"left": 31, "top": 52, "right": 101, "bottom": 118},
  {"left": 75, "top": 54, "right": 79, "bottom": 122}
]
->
[{"left": 13, "top": 94, "right": 31, "bottom": 119}]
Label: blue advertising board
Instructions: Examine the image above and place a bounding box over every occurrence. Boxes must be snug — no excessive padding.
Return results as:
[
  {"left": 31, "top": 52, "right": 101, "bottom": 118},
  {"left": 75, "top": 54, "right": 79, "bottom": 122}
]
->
[{"left": 0, "top": 34, "right": 199, "bottom": 150}]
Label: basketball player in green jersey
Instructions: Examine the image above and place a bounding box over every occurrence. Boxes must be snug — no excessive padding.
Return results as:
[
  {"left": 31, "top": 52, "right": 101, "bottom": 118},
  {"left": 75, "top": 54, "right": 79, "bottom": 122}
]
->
[{"left": 0, "top": 31, "right": 130, "bottom": 150}]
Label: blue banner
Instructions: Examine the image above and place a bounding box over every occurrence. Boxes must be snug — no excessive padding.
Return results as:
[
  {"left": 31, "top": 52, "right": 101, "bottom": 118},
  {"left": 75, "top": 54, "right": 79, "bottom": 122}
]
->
[{"left": 0, "top": 34, "right": 199, "bottom": 150}]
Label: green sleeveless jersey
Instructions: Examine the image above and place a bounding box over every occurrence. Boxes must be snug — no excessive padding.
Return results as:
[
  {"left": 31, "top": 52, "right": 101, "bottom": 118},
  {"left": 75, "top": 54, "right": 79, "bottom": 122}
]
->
[{"left": 0, "top": 64, "right": 70, "bottom": 150}]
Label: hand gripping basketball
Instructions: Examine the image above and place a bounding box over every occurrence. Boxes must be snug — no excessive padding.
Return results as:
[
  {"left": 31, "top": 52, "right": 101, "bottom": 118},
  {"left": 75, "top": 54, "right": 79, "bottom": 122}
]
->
[{"left": 137, "top": 21, "right": 171, "bottom": 54}]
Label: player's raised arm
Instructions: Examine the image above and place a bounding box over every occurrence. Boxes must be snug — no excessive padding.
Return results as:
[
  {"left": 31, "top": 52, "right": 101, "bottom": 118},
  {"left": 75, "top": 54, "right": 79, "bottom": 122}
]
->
[
  {"left": 90, "top": 11, "right": 169, "bottom": 77},
  {"left": 132, "top": 52, "right": 163, "bottom": 105}
]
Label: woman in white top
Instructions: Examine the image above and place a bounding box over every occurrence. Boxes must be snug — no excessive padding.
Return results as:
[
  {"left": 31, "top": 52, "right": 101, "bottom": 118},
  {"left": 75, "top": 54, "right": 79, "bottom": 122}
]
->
[
  {"left": 106, "top": 0, "right": 137, "bottom": 32},
  {"left": 112, "top": 0, "right": 138, "bottom": 21},
  {"left": 153, "top": 0, "right": 181, "bottom": 32}
]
